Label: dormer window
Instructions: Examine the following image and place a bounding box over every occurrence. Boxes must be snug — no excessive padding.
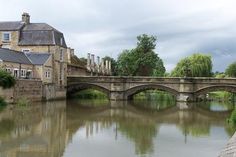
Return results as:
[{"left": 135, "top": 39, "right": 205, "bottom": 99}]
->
[
  {"left": 60, "top": 49, "right": 63, "bottom": 61},
  {"left": 60, "top": 38, "right": 63, "bottom": 45},
  {"left": 2, "top": 32, "right": 11, "bottom": 42}
]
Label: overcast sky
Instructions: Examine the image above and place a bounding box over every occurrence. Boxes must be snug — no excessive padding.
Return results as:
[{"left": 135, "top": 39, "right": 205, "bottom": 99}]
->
[{"left": 0, "top": 0, "right": 235, "bottom": 72}]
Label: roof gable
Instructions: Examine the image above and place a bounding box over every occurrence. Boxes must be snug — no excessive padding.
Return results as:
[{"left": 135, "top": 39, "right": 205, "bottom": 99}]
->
[
  {"left": 0, "top": 48, "right": 32, "bottom": 64},
  {"left": 26, "top": 53, "right": 51, "bottom": 65}
]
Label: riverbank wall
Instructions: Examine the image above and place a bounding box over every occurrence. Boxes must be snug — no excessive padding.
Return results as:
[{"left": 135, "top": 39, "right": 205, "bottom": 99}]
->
[
  {"left": 219, "top": 132, "right": 236, "bottom": 157},
  {"left": 0, "top": 79, "right": 66, "bottom": 103}
]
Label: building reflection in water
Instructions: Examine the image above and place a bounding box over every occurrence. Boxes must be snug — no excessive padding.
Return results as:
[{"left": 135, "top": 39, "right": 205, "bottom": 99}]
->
[
  {"left": 0, "top": 100, "right": 234, "bottom": 157},
  {"left": 0, "top": 101, "right": 67, "bottom": 157}
]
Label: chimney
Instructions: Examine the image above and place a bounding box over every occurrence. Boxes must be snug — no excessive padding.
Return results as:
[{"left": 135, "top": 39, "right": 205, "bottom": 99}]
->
[
  {"left": 22, "top": 12, "right": 30, "bottom": 24},
  {"left": 87, "top": 53, "right": 91, "bottom": 69}
]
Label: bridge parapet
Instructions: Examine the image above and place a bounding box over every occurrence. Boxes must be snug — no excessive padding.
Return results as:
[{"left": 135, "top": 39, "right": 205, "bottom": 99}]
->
[{"left": 67, "top": 76, "right": 236, "bottom": 102}]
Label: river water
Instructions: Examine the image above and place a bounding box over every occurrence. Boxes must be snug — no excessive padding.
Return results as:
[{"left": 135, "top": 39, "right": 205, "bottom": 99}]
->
[{"left": 0, "top": 100, "right": 235, "bottom": 157}]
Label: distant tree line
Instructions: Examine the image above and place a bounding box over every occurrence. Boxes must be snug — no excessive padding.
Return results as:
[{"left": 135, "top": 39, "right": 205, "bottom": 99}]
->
[{"left": 104, "top": 34, "right": 235, "bottom": 78}]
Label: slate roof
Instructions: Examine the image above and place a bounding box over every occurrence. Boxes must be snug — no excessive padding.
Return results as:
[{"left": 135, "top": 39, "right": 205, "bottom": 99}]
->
[
  {"left": 0, "top": 22, "right": 67, "bottom": 48},
  {"left": 18, "top": 23, "right": 67, "bottom": 47},
  {"left": 0, "top": 48, "right": 32, "bottom": 64},
  {"left": 0, "top": 21, "right": 24, "bottom": 31},
  {"left": 0, "top": 48, "right": 51, "bottom": 65},
  {"left": 26, "top": 53, "right": 51, "bottom": 65}
]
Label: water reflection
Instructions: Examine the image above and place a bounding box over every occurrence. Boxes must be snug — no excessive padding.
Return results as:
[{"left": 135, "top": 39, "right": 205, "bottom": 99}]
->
[
  {"left": 0, "top": 100, "right": 235, "bottom": 157},
  {"left": 196, "top": 101, "right": 234, "bottom": 111},
  {"left": 0, "top": 101, "right": 67, "bottom": 157}
]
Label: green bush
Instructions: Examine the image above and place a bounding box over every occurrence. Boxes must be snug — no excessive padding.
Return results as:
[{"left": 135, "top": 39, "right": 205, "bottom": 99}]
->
[
  {"left": 73, "top": 89, "right": 108, "bottom": 99},
  {"left": 229, "top": 109, "right": 236, "bottom": 125},
  {"left": 0, "top": 97, "right": 7, "bottom": 107},
  {"left": 16, "top": 97, "right": 30, "bottom": 107},
  {"left": 0, "top": 69, "right": 15, "bottom": 89}
]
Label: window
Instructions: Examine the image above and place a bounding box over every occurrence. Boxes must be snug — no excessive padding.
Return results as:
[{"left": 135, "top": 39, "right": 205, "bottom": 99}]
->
[
  {"left": 45, "top": 71, "right": 51, "bottom": 78},
  {"left": 22, "top": 49, "right": 30, "bottom": 53},
  {"left": 26, "top": 70, "right": 32, "bottom": 79},
  {"left": 13, "top": 69, "right": 19, "bottom": 78},
  {"left": 2, "top": 32, "right": 11, "bottom": 42},
  {"left": 60, "top": 49, "right": 63, "bottom": 61},
  {"left": 21, "top": 69, "right": 26, "bottom": 78},
  {"left": 5, "top": 68, "right": 12, "bottom": 74},
  {"left": 60, "top": 38, "right": 63, "bottom": 45}
]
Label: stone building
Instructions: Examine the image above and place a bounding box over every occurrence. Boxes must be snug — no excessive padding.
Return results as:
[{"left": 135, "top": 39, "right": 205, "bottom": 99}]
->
[
  {"left": 0, "top": 48, "right": 34, "bottom": 78},
  {"left": 0, "top": 13, "right": 69, "bottom": 99}
]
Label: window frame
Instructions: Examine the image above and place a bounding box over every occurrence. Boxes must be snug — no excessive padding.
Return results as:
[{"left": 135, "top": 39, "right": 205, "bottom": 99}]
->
[
  {"left": 59, "top": 49, "right": 64, "bottom": 62},
  {"left": 2, "top": 32, "right": 11, "bottom": 42},
  {"left": 21, "top": 69, "right": 26, "bottom": 78}
]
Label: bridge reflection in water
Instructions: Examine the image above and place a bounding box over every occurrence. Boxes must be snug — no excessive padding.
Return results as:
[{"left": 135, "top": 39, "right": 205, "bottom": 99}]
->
[{"left": 0, "top": 100, "right": 234, "bottom": 157}]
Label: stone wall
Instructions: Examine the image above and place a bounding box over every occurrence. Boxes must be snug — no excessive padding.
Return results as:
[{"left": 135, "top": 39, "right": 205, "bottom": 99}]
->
[
  {"left": 0, "top": 79, "right": 42, "bottom": 103},
  {"left": 219, "top": 132, "right": 236, "bottom": 157},
  {"left": 0, "top": 79, "right": 67, "bottom": 103},
  {"left": 42, "top": 83, "right": 66, "bottom": 100}
]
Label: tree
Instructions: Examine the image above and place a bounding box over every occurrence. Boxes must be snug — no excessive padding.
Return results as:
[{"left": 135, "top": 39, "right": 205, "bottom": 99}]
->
[
  {"left": 225, "top": 62, "right": 236, "bottom": 77},
  {"left": 117, "top": 50, "right": 137, "bottom": 76},
  {"left": 0, "top": 69, "right": 15, "bottom": 89},
  {"left": 116, "top": 34, "right": 166, "bottom": 76},
  {"left": 171, "top": 53, "right": 213, "bottom": 77}
]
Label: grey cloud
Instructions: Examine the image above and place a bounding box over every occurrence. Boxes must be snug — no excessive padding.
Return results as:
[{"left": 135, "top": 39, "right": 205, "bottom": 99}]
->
[{"left": 0, "top": 0, "right": 235, "bottom": 72}]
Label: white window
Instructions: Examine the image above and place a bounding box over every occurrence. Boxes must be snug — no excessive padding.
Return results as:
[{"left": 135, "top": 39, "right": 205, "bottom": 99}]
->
[
  {"left": 60, "top": 49, "right": 63, "bottom": 61},
  {"left": 45, "top": 71, "right": 51, "bottom": 78},
  {"left": 13, "top": 69, "right": 19, "bottom": 78},
  {"left": 22, "top": 49, "right": 30, "bottom": 53},
  {"left": 21, "top": 69, "right": 26, "bottom": 77},
  {"left": 2, "top": 32, "right": 11, "bottom": 42}
]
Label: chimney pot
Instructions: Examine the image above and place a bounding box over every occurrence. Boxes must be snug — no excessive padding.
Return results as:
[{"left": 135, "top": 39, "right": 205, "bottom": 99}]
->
[{"left": 22, "top": 12, "right": 30, "bottom": 24}]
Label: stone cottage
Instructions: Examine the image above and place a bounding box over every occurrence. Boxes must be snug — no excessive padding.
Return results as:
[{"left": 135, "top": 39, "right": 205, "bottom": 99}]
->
[{"left": 0, "top": 13, "right": 70, "bottom": 99}]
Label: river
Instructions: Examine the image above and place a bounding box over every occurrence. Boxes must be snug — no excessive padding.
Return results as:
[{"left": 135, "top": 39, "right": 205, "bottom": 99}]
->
[{"left": 0, "top": 100, "right": 235, "bottom": 157}]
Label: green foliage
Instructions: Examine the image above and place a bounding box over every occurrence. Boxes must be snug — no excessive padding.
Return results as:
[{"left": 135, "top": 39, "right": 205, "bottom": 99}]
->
[
  {"left": 229, "top": 108, "right": 236, "bottom": 125},
  {"left": 116, "top": 50, "right": 137, "bottom": 76},
  {"left": 208, "top": 91, "right": 235, "bottom": 102},
  {"left": 16, "top": 97, "right": 30, "bottom": 107},
  {"left": 0, "top": 97, "right": 7, "bottom": 112},
  {"left": 74, "top": 89, "right": 108, "bottom": 99},
  {"left": 0, "top": 69, "right": 15, "bottom": 89},
  {"left": 118, "top": 119, "right": 157, "bottom": 155},
  {"left": 214, "top": 72, "right": 226, "bottom": 78},
  {"left": 171, "top": 53, "right": 212, "bottom": 77},
  {"left": 0, "top": 97, "right": 7, "bottom": 107},
  {"left": 116, "top": 34, "right": 166, "bottom": 76},
  {"left": 225, "top": 62, "right": 236, "bottom": 77}
]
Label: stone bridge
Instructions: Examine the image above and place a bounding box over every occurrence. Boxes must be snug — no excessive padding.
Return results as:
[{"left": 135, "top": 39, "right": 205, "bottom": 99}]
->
[{"left": 67, "top": 76, "right": 236, "bottom": 102}]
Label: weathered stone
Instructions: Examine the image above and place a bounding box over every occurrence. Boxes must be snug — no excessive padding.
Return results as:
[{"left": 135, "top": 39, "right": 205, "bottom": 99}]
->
[{"left": 67, "top": 76, "right": 236, "bottom": 102}]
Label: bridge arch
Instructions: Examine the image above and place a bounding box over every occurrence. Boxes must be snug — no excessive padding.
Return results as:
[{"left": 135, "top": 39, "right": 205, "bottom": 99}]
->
[
  {"left": 67, "top": 83, "right": 110, "bottom": 98},
  {"left": 195, "top": 85, "right": 236, "bottom": 97},
  {"left": 125, "top": 84, "right": 179, "bottom": 100}
]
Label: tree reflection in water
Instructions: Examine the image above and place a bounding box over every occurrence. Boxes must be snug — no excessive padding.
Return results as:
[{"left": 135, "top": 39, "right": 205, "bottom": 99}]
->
[{"left": 0, "top": 99, "right": 235, "bottom": 157}]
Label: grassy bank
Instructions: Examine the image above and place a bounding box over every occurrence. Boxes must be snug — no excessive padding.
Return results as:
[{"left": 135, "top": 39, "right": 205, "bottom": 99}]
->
[
  {"left": 72, "top": 89, "right": 108, "bottom": 99},
  {"left": 133, "top": 90, "right": 175, "bottom": 101},
  {"left": 208, "top": 91, "right": 235, "bottom": 102}
]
